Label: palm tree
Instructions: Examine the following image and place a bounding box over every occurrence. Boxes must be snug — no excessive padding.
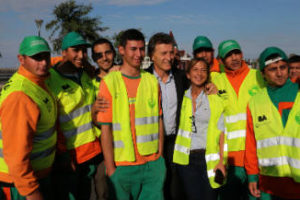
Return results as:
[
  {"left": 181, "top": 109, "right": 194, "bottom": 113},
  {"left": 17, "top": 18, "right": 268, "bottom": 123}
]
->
[
  {"left": 35, "top": 19, "right": 44, "bottom": 37},
  {"left": 46, "top": 0, "right": 108, "bottom": 53}
]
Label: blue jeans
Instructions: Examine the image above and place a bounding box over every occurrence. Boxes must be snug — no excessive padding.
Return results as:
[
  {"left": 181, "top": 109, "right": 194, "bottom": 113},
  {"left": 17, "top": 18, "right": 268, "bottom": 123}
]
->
[{"left": 176, "top": 150, "right": 217, "bottom": 200}]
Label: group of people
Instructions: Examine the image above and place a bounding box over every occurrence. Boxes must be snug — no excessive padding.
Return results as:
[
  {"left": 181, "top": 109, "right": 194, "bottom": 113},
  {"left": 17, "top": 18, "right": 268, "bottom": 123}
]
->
[{"left": 0, "top": 28, "right": 299, "bottom": 200}]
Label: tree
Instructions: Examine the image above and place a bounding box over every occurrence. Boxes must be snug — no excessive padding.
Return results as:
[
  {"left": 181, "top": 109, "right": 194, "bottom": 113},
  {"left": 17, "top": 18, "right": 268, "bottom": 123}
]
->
[
  {"left": 45, "top": 0, "right": 108, "bottom": 53},
  {"left": 35, "top": 19, "right": 44, "bottom": 37},
  {"left": 111, "top": 30, "right": 124, "bottom": 64}
]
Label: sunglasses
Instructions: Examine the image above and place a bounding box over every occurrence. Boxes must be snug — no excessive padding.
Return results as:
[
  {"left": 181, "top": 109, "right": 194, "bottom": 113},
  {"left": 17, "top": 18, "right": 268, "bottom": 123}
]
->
[{"left": 93, "top": 50, "right": 113, "bottom": 60}]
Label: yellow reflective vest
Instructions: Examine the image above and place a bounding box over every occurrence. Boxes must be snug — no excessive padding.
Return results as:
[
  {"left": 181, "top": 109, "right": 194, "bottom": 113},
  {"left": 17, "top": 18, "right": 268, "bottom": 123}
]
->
[
  {"left": 46, "top": 68, "right": 100, "bottom": 150},
  {"left": 0, "top": 73, "right": 57, "bottom": 173},
  {"left": 249, "top": 88, "right": 300, "bottom": 183},
  {"left": 103, "top": 71, "right": 159, "bottom": 162},
  {"left": 211, "top": 69, "right": 265, "bottom": 153},
  {"left": 173, "top": 90, "right": 226, "bottom": 188}
]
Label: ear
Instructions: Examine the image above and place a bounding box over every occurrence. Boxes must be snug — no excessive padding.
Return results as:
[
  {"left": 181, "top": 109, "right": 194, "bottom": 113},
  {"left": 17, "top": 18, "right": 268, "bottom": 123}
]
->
[
  {"left": 17, "top": 54, "right": 25, "bottom": 66},
  {"left": 118, "top": 46, "right": 125, "bottom": 56}
]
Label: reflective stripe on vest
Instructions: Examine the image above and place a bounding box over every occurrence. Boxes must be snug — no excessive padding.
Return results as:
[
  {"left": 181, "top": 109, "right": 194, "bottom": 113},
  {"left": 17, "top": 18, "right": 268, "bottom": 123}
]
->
[
  {"left": 225, "top": 113, "right": 246, "bottom": 124},
  {"left": 47, "top": 69, "right": 100, "bottom": 150},
  {"left": 104, "top": 71, "right": 159, "bottom": 162},
  {"left": 259, "top": 156, "right": 300, "bottom": 169},
  {"left": 212, "top": 69, "right": 264, "bottom": 152},
  {"left": 63, "top": 122, "right": 93, "bottom": 139},
  {"left": 173, "top": 91, "right": 226, "bottom": 188},
  {"left": 0, "top": 73, "right": 57, "bottom": 173},
  {"left": 59, "top": 104, "right": 92, "bottom": 123},
  {"left": 135, "top": 116, "right": 159, "bottom": 125},
  {"left": 249, "top": 88, "right": 300, "bottom": 182}
]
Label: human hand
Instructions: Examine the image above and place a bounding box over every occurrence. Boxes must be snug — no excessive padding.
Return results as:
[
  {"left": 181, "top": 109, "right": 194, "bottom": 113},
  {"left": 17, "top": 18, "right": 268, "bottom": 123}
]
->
[
  {"left": 249, "top": 182, "right": 261, "bottom": 198},
  {"left": 26, "top": 189, "right": 43, "bottom": 200},
  {"left": 92, "top": 96, "right": 110, "bottom": 114},
  {"left": 205, "top": 83, "right": 218, "bottom": 95}
]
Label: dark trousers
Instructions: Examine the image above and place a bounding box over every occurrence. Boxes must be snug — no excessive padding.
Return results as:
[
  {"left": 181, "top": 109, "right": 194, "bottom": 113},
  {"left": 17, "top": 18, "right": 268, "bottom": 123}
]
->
[
  {"left": 218, "top": 166, "right": 249, "bottom": 200},
  {"left": 177, "top": 151, "right": 217, "bottom": 200},
  {"left": 163, "top": 135, "right": 186, "bottom": 200},
  {"left": 52, "top": 154, "right": 101, "bottom": 200}
]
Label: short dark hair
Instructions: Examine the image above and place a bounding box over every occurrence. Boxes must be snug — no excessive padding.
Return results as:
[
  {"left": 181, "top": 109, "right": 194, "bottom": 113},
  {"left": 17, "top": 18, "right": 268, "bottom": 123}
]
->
[
  {"left": 91, "top": 38, "right": 116, "bottom": 61},
  {"left": 288, "top": 55, "right": 300, "bottom": 64},
  {"left": 193, "top": 47, "right": 213, "bottom": 58},
  {"left": 148, "top": 32, "right": 174, "bottom": 58},
  {"left": 186, "top": 58, "right": 210, "bottom": 84},
  {"left": 119, "top": 29, "right": 145, "bottom": 47}
]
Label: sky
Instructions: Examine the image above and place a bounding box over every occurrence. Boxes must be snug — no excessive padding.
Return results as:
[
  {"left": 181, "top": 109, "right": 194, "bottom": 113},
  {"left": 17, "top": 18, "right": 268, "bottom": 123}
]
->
[{"left": 1, "top": 0, "right": 300, "bottom": 68}]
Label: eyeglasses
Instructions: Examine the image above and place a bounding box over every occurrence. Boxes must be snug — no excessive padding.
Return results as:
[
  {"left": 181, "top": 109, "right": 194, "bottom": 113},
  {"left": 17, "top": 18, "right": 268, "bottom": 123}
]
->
[{"left": 93, "top": 50, "right": 113, "bottom": 60}]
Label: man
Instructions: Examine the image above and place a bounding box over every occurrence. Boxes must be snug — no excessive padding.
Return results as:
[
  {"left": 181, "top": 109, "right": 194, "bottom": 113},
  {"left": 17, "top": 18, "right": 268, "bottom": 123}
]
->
[
  {"left": 97, "top": 29, "right": 165, "bottom": 200},
  {"left": 0, "top": 36, "right": 56, "bottom": 199},
  {"left": 245, "top": 47, "right": 300, "bottom": 199},
  {"left": 288, "top": 54, "right": 300, "bottom": 83},
  {"left": 91, "top": 38, "right": 116, "bottom": 200},
  {"left": 146, "top": 32, "right": 189, "bottom": 200},
  {"left": 211, "top": 40, "right": 265, "bottom": 199},
  {"left": 92, "top": 38, "right": 116, "bottom": 82},
  {"left": 46, "top": 32, "right": 101, "bottom": 200},
  {"left": 193, "top": 35, "right": 221, "bottom": 73}
]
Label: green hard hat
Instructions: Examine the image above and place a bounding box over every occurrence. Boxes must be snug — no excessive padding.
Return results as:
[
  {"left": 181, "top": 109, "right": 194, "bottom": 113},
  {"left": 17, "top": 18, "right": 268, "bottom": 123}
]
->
[
  {"left": 193, "top": 36, "right": 213, "bottom": 51},
  {"left": 259, "top": 47, "right": 287, "bottom": 71},
  {"left": 19, "top": 36, "right": 50, "bottom": 56},
  {"left": 61, "top": 32, "right": 91, "bottom": 50},
  {"left": 218, "top": 40, "right": 241, "bottom": 59}
]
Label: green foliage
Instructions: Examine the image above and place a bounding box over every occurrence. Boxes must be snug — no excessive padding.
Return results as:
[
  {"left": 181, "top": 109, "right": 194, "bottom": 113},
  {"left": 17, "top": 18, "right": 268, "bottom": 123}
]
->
[{"left": 45, "top": 0, "right": 108, "bottom": 53}]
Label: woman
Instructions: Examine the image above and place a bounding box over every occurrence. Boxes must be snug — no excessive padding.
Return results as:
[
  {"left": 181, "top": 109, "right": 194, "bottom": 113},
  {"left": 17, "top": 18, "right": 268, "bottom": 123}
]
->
[{"left": 173, "top": 58, "right": 226, "bottom": 200}]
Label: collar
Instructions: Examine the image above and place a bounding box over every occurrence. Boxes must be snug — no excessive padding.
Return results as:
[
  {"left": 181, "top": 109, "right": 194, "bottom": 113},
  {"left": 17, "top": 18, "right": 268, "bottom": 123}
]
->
[
  {"left": 153, "top": 69, "right": 173, "bottom": 83},
  {"left": 18, "top": 65, "right": 48, "bottom": 87},
  {"left": 224, "top": 61, "right": 249, "bottom": 77}
]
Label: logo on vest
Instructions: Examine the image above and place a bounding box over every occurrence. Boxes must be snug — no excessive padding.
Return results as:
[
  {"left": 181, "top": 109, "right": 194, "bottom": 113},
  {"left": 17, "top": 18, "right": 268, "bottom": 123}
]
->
[
  {"left": 62, "top": 84, "right": 70, "bottom": 90},
  {"left": 258, "top": 115, "right": 267, "bottom": 122},
  {"left": 218, "top": 89, "right": 226, "bottom": 94},
  {"left": 295, "top": 111, "right": 300, "bottom": 125},
  {"left": 248, "top": 86, "right": 259, "bottom": 96},
  {"left": 43, "top": 98, "right": 49, "bottom": 104},
  {"left": 148, "top": 99, "right": 156, "bottom": 108}
]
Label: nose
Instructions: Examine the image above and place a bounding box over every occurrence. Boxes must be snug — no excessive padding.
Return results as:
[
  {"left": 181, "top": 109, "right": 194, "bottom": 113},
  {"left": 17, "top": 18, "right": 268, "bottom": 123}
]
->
[
  {"left": 102, "top": 53, "right": 107, "bottom": 60},
  {"left": 276, "top": 67, "right": 283, "bottom": 76}
]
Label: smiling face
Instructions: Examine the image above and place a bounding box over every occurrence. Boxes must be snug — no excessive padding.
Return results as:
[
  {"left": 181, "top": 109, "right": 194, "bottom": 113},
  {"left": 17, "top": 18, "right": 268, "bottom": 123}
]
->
[
  {"left": 187, "top": 60, "right": 209, "bottom": 87},
  {"left": 263, "top": 60, "right": 289, "bottom": 87},
  {"left": 18, "top": 52, "right": 50, "bottom": 77},
  {"left": 119, "top": 40, "right": 145, "bottom": 69},
  {"left": 152, "top": 43, "right": 174, "bottom": 72},
  {"left": 289, "top": 61, "right": 300, "bottom": 79},
  {"left": 62, "top": 45, "right": 88, "bottom": 68},
  {"left": 223, "top": 49, "right": 243, "bottom": 71},
  {"left": 93, "top": 43, "right": 114, "bottom": 71}
]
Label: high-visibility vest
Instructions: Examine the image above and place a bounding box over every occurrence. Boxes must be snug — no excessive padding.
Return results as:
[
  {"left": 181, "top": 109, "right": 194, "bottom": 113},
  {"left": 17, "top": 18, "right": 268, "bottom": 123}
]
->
[
  {"left": 173, "top": 91, "right": 226, "bottom": 188},
  {"left": 212, "top": 69, "right": 265, "bottom": 153},
  {"left": 0, "top": 73, "right": 57, "bottom": 173},
  {"left": 46, "top": 68, "right": 101, "bottom": 149},
  {"left": 249, "top": 88, "right": 300, "bottom": 183},
  {"left": 103, "top": 71, "right": 159, "bottom": 162}
]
